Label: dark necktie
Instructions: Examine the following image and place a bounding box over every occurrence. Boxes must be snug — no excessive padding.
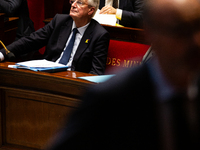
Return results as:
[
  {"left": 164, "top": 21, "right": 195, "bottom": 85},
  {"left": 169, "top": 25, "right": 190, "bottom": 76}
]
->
[
  {"left": 113, "top": 0, "right": 118, "bottom": 8},
  {"left": 59, "top": 28, "right": 78, "bottom": 65}
]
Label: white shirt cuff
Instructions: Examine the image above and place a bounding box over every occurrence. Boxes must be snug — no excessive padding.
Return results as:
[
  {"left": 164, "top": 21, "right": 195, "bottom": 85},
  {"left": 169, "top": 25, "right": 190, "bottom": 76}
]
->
[
  {"left": 116, "top": 9, "right": 122, "bottom": 20},
  {"left": 0, "top": 52, "right": 5, "bottom": 61}
]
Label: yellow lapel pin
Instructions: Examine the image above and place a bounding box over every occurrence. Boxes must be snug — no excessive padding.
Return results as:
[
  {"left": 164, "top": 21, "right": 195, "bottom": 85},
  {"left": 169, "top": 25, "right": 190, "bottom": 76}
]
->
[{"left": 85, "top": 39, "right": 90, "bottom": 43}]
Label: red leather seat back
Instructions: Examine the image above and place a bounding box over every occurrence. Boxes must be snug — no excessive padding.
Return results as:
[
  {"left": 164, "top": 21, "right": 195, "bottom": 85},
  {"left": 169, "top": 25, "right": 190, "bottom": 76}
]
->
[{"left": 105, "top": 39, "right": 150, "bottom": 74}]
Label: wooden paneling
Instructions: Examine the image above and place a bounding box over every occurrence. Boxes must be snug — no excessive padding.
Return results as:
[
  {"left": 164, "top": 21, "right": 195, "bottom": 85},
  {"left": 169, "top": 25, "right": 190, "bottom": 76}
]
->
[
  {"left": 0, "top": 62, "right": 95, "bottom": 149},
  {"left": 4, "top": 89, "right": 77, "bottom": 149}
]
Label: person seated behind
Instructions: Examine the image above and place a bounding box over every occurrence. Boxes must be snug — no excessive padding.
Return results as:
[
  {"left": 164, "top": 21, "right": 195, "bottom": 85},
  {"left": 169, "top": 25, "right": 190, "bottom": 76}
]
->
[
  {"left": 98, "top": 0, "right": 143, "bottom": 28},
  {"left": 0, "top": 0, "right": 35, "bottom": 40},
  {"left": 45, "top": 0, "right": 200, "bottom": 149},
  {"left": 0, "top": 0, "right": 110, "bottom": 75}
]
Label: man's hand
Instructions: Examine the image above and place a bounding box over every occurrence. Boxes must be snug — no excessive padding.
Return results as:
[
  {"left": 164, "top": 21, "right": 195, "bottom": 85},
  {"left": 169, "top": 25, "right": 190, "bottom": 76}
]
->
[{"left": 99, "top": 5, "right": 117, "bottom": 14}]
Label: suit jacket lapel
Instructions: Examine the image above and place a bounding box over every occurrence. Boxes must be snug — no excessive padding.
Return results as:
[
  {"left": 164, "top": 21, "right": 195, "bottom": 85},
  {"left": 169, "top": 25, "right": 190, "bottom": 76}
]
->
[{"left": 72, "top": 20, "right": 95, "bottom": 65}]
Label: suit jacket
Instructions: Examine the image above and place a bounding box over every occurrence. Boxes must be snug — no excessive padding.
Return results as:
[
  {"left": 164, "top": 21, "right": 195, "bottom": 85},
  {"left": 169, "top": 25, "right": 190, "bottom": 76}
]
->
[
  {"left": 47, "top": 64, "right": 162, "bottom": 150},
  {"left": 0, "top": 0, "right": 35, "bottom": 39},
  {"left": 1, "top": 14, "right": 110, "bottom": 75},
  {"left": 99, "top": 0, "right": 144, "bottom": 28}
]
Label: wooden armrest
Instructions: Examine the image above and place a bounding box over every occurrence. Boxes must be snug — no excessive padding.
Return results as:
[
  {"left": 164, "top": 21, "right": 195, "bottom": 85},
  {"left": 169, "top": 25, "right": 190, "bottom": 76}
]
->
[{"left": 43, "top": 18, "right": 53, "bottom": 24}]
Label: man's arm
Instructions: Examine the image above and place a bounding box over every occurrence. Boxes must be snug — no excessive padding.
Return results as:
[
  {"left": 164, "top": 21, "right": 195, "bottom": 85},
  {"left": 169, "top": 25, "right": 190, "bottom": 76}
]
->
[
  {"left": 99, "top": 0, "right": 143, "bottom": 28},
  {"left": 119, "top": 0, "right": 144, "bottom": 28},
  {"left": 0, "top": 14, "right": 58, "bottom": 61},
  {"left": 0, "top": 0, "right": 22, "bottom": 15}
]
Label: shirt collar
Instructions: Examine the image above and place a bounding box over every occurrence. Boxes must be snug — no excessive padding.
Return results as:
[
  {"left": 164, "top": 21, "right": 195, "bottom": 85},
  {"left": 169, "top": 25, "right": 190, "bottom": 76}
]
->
[{"left": 72, "top": 21, "right": 90, "bottom": 36}]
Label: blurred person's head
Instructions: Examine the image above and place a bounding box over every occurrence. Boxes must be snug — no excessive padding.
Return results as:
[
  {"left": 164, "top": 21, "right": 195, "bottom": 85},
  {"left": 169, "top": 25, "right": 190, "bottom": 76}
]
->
[{"left": 144, "top": 0, "right": 200, "bottom": 90}]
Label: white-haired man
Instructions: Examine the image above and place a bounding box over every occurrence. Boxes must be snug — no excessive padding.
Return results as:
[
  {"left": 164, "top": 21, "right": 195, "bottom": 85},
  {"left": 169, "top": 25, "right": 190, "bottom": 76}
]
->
[{"left": 0, "top": 0, "right": 109, "bottom": 75}]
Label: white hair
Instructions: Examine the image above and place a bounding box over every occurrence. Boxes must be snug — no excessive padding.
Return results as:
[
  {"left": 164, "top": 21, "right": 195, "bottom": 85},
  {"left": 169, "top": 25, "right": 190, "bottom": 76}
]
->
[{"left": 87, "top": 0, "right": 100, "bottom": 15}]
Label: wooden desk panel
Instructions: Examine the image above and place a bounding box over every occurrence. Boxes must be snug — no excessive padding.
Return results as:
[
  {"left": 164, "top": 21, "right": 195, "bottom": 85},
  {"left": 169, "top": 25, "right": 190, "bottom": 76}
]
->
[
  {"left": 0, "top": 62, "right": 95, "bottom": 149},
  {"left": 102, "top": 25, "right": 148, "bottom": 43}
]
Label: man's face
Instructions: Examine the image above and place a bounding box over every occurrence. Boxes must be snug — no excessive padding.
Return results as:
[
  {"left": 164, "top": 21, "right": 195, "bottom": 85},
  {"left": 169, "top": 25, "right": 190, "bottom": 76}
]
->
[{"left": 70, "top": 0, "right": 91, "bottom": 20}]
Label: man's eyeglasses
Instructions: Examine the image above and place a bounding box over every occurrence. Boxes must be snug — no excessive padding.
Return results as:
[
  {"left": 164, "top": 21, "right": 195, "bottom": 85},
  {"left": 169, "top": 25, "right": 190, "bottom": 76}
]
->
[{"left": 69, "top": 0, "right": 88, "bottom": 7}]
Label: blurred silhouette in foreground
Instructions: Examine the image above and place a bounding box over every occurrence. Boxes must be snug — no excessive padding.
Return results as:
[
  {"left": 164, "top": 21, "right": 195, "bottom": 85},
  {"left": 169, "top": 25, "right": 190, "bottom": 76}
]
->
[{"left": 45, "top": 0, "right": 200, "bottom": 149}]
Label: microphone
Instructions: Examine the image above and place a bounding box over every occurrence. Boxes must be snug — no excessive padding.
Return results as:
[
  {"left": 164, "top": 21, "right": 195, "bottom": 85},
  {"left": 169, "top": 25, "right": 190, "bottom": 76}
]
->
[{"left": 0, "top": 40, "right": 15, "bottom": 61}]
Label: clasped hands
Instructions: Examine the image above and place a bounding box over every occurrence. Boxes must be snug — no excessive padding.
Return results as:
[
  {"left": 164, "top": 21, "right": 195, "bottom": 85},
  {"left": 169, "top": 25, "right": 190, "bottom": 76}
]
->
[{"left": 99, "top": 5, "right": 117, "bottom": 15}]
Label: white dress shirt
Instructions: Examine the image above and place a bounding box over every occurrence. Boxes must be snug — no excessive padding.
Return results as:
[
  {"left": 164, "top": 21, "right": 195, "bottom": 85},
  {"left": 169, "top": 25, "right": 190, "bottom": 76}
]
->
[
  {"left": 105, "top": 0, "right": 122, "bottom": 21},
  {"left": 0, "top": 52, "right": 4, "bottom": 61},
  {"left": 56, "top": 21, "right": 90, "bottom": 69}
]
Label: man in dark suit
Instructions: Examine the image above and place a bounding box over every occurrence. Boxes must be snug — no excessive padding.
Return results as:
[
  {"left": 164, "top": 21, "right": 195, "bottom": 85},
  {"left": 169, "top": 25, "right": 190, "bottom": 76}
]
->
[
  {"left": 99, "top": 0, "right": 143, "bottom": 28},
  {"left": 0, "top": 0, "right": 35, "bottom": 40},
  {"left": 45, "top": 0, "right": 200, "bottom": 149},
  {"left": 0, "top": 0, "right": 110, "bottom": 75}
]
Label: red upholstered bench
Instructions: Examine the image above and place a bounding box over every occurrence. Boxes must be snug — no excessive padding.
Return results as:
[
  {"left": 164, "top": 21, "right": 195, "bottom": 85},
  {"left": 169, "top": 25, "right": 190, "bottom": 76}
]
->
[{"left": 105, "top": 39, "right": 150, "bottom": 74}]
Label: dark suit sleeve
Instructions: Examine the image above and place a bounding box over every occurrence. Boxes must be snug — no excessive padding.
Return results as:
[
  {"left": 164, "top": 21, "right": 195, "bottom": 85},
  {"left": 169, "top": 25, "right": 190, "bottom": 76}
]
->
[
  {"left": 0, "top": 0, "right": 22, "bottom": 15},
  {"left": 0, "top": 14, "right": 58, "bottom": 58},
  {"left": 119, "top": 0, "right": 144, "bottom": 28}
]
